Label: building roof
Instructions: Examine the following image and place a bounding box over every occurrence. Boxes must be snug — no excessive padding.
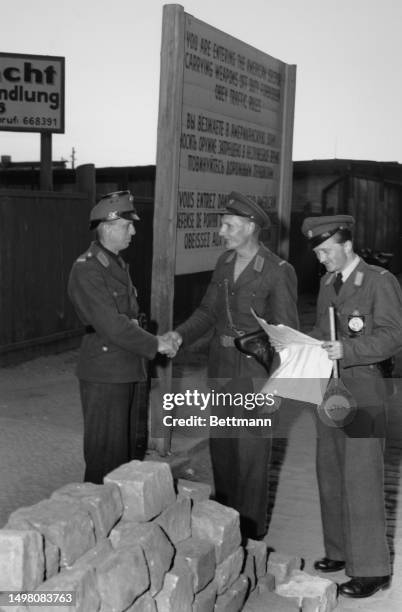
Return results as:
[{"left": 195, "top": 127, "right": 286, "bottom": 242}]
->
[{"left": 293, "top": 158, "right": 402, "bottom": 185}]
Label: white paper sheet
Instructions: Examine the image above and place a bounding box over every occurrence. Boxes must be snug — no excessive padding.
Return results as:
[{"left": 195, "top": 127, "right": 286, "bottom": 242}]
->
[{"left": 251, "top": 309, "right": 333, "bottom": 404}]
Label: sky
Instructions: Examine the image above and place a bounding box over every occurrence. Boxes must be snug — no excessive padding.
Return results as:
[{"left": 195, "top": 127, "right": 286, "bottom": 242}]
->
[{"left": 1, "top": 0, "right": 401, "bottom": 168}]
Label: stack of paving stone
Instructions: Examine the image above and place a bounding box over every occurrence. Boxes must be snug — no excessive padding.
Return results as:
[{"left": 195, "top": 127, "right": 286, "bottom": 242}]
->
[{"left": 0, "top": 461, "right": 338, "bottom": 611}]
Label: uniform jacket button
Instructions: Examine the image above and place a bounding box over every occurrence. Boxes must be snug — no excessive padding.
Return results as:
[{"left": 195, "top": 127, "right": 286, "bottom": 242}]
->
[{"left": 102, "top": 345, "right": 108, "bottom": 352}]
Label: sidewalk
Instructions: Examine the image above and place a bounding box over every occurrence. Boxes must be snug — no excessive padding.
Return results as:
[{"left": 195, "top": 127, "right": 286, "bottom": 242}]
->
[{"left": 1, "top": 294, "right": 402, "bottom": 610}]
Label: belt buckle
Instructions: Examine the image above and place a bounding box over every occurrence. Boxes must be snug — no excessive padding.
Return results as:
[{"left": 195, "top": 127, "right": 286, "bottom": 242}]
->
[{"left": 220, "top": 335, "right": 235, "bottom": 347}]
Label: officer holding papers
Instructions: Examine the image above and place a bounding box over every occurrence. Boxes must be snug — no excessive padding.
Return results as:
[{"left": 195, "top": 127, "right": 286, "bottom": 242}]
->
[{"left": 299, "top": 215, "right": 402, "bottom": 598}]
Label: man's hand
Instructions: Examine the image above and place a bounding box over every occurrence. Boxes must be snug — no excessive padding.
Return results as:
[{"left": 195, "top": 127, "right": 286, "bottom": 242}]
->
[
  {"left": 157, "top": 331, "right": 182, "bottom": 358},
  {"left": 322, "top": 340, "right": 344, "bottom": 360}
]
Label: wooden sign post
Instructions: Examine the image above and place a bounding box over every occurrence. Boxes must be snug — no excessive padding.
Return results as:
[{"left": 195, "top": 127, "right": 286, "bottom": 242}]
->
[{"left": 40, "top": 132, "right": 53, "bottom": 191}]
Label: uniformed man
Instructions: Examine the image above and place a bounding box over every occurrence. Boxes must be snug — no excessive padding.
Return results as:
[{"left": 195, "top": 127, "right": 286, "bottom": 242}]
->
[
  {"left": 302, "top": 214, "right": 402, "bottom": 598},
  {"left": 168, "top": 192, "right": 299, "bottom": 540},
  {"left": 68, "top": 190, "right": 175, "bottom": 484}
]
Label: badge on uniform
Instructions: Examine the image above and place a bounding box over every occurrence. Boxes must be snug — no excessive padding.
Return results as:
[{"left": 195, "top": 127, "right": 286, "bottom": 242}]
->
[{"left": 348, "top": 310, "right": 365, "bottom": 335}]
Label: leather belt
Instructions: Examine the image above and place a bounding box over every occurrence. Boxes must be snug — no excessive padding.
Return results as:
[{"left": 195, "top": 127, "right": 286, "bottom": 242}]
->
[{"left": 85, "top": 319, "right": 138, "bottom": 335}]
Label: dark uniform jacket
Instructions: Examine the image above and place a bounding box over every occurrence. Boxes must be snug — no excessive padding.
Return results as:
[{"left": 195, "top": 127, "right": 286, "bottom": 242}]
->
[
  {"left": 176, "top": 244, "right": 299, "bottom": 380},
  {"left": 311, "top": 258, "right": 402, "bottom": 409},
  {"left": 68, "top": 242, "right": 158, "bottom": 383}
]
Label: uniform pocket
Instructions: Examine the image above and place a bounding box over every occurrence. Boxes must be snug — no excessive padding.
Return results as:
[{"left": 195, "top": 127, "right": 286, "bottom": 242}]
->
[{"left": 111, "top": 290, "right": 130, "bottom": 314}]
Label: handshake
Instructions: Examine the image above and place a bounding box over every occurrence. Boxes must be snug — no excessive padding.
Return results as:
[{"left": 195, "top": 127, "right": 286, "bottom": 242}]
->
[{"left": 157, "top": 331, "right": 183, "bottom": 358}]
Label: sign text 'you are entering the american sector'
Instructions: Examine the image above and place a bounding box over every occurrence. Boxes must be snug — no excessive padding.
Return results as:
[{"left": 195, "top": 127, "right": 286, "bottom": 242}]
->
[{"left": 175, "top": 12, "right": 293, "bottom": 274}]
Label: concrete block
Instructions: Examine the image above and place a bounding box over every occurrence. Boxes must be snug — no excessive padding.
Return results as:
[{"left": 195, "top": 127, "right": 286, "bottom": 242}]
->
[
  {"left": 110, "top": 521, "right": 174, "bottom": 596},
  {"left": 192, "top": 580, "right": 217, "bottom": 612},
  {"left": 256, "top": 573, "right": 276, "bottom": 594},
  {"left": 5, "top": 517, "right": 59, "bottom": 580},
  {"left": 31, "top": 565, "right": 99, "bottom": 612},
  {"left": 215, "top": 546, "right": 244, "bottom": 595},
  {"left": 214, "top": 575, "right": 249, "bottom": 612},
  {"left": 276, "top": 570, "right": 337, "bottom": 612},
  {"left": 246, "top": 539, "right": 268, "bottom": 578},
  {"left": 154, "top": 563, "right": 194, "bottom": 612},
  {"left": 125, "top": 592, "right": 157, "bottom": 611},
  {"left": 243, "top": 550, "right": 257, "bottom": 592},
  {"left": 0, "top": 605, "right": 28, "bottom": 612},
  {"left": 96, "top": 546, "right": 149, "bottom": 612},
  {"left": 154, "top": 495, "right": 191, "bottom": 544},
  {"left": 267, "top": 552, "right": 301, "bottom": 585},
  {"left": 175, "top": 536, "right": 215, "bottom": 593},
  {"left": 243, "top": 589, "right": 300, "bottom": 611},
  {"left": 51, "top": 481, "right": 123, "bottom": 539},
  {"left": 177, "top": 479, "right": 211, "bottom": 502},
  {"left": 73, "top": 538, "right": 113, "bottom": 570},
  {"left": 0, "top": 529, "right": 44, "bottom": 590},
  {"left": 7, "top": 499, "right": 95, "bottom": 571},
  {"left": 104, "top": 460, "right": 176, "bottom": 522},
  {"left": 191, "top": 500, "right": 241, "bottom": 564}
]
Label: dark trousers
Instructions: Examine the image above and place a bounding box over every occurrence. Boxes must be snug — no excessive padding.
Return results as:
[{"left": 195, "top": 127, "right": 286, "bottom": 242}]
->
[
  {"left": 79, "top": 380, "right": 148, "bottom": 484},
  {"left": 210, "top": 435, "right": 271, "bottom": 540},
  {"left": 316, "top": 415, "right": 390, "bottom": 577},
  {"left": 209, "top": 376, "right": 272, "bottom": 540}
]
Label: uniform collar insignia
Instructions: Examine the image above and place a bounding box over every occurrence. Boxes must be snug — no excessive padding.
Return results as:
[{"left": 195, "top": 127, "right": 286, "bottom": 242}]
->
[
  {"left": 96, "top": 250, "right": 110, "bottom": 268},
  {"left": 225, "top": 251, "right": 236, "bottom": 263},
  {"left": 254, "top": 255, "right": 264, "bottom": 272},
  {"left": 354, "top": 271, "right": 364, "bottom": 286}
]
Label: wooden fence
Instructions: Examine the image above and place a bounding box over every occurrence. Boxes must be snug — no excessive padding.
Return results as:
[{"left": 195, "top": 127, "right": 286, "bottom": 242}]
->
[
  {"left": 0, "top": 190, "right": 92, "bottom": 361},
  {"left": 0, "top": 187, "right": 158, "bottom": 363}
]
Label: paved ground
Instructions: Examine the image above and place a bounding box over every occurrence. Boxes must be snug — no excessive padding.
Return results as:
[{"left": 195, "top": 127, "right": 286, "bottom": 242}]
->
[{"left": 1, "top": 294, "right": 402, "bottom": 610}]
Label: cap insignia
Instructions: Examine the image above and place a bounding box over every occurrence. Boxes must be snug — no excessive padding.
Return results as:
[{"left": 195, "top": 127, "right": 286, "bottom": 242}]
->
[
  {"left": 307, "top": 229, "right": 313, "bottom": 238},
  {"left": 106, "top": 210, "right": 119, "bottom": 221}
]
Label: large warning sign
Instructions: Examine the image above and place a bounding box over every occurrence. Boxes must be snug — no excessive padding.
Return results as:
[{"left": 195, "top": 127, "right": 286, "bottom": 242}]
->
[
  {"left": 154, "top": 4, "right": 296, "bottom": 275},
  {"left": 177, "top": 13, "right": 286, "bottom": 273},
  {"left": 0, "top": 52, "right": 65, "bottom": 133}
]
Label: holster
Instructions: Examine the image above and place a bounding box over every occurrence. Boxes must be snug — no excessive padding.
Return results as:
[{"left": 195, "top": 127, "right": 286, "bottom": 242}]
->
[
  {"left": 234, "top": 330, "right": 275, "bottom": 374},
  {"left": 138, "top": 312, "right": 148, "bottom": 330}
]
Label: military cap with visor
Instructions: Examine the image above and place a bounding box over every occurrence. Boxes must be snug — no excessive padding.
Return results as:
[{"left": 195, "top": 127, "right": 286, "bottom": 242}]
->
[
  {"left": 301, "top": 215, "right": 355, "bottom": 247},
  {"left": 223, "top": 191, "right": 271, "bottom": 229},
  {"left": 89, "top": 190, "right": 140, "bottom": 230}
]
